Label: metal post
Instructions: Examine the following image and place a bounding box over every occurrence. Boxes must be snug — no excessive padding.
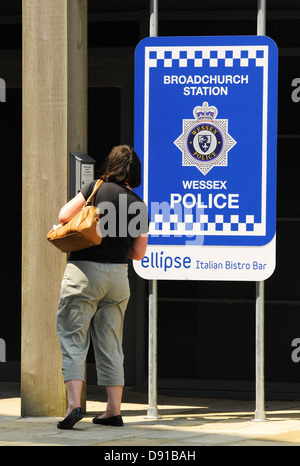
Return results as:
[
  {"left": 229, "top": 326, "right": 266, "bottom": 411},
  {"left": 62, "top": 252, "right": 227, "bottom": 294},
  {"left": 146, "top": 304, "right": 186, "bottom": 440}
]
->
[
  {"left": 254, "top": 282, "right": 266, "bottom": 421},
  {"left": 254, "top": 0, "right": 267, "bottom": 422},
  {"left": 146, "top": 0, "right": 160, "bottom": 420},
  {"left": 257, "top": 0, "right": 266, "bottom": 36},
  {"left": 150, "top": 0, "right": 158, "bottom": 37},
  {"left": 147, "top": 280, "right": 160, "bottom": 418}
]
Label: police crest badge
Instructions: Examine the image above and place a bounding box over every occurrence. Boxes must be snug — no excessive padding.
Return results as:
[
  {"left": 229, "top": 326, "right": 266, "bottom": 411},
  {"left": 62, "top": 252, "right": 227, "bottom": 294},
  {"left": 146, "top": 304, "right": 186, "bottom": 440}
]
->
[{"left": 174, "top": 102, "right": 236, "bottom": 175}]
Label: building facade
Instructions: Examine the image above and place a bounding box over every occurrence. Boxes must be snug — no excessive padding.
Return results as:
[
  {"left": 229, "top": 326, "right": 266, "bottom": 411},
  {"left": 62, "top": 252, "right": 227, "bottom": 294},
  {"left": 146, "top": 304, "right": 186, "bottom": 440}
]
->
[{"left": 0, "top": 0, "right": 299, "bottom": 400}]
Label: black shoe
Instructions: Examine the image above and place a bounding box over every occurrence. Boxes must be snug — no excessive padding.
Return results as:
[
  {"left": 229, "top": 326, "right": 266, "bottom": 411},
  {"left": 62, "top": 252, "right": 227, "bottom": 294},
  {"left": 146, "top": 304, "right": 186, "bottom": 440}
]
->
[
  {"left": 57, "top": 407, "right": 83, "bottom": 429},
  {"left": 92, "top": 414, "right": 123, "bottom": 426}
]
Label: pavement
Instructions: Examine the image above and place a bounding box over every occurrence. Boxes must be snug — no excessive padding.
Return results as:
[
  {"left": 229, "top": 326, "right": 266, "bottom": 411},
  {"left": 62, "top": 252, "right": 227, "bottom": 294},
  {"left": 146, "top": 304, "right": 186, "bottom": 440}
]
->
[{"left": 0, "top": 382, "right": 300, "bottom": 448}]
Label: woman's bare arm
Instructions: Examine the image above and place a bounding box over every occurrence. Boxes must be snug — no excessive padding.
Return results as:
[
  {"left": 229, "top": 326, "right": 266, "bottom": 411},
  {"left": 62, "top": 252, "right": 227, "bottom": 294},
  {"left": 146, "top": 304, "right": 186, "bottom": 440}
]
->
[
  {"left": 127, "top": 234, "right": 148, "bottom": 261},
  {"left": 58, "top": 192, "right": 86, "bottom": 224}
]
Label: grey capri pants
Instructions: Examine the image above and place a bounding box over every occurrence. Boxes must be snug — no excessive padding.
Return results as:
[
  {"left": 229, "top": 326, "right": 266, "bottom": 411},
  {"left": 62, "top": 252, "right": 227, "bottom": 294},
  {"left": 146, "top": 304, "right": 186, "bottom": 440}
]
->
[{"left": 57, "top": 261, "right": 130, "bottom": 386}]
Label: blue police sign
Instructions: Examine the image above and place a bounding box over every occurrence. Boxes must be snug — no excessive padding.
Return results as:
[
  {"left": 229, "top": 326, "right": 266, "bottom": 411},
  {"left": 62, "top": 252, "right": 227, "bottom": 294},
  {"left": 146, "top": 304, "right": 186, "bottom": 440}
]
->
[{"left": 133, "top": 36, "right": 278, "bottom": 281}]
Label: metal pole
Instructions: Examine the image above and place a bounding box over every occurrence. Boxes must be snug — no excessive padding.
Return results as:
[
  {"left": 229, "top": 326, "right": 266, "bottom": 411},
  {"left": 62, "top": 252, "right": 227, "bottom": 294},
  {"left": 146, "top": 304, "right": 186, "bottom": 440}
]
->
[
  {"left": 146, "top": 0, "right": 160, "bottom": 420},
  {"left": 257, "top": 0, "right": 266, "bottom": 36},
  {"left": 150, "top": 0, "right": 158, "bottom": 37},
  {"left": 147, "top": 280, "right": 160, "bottom": 418},
  {"left": 254, "top": 282, "right": 266, "bottom": 421},
  {"left": 254, "top": 0, "right": 267, "bottom": 422}
]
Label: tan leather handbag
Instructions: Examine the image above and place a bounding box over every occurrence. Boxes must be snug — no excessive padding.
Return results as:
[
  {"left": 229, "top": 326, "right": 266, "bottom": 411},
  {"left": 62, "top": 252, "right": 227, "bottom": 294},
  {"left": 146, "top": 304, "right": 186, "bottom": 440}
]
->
[{"left": 47, "top": 179, "right": 104, "bottom": 253}]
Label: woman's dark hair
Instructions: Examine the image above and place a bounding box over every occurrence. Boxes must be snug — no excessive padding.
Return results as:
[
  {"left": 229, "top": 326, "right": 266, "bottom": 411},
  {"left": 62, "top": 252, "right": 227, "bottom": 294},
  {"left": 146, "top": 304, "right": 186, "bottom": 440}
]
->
[{"left": 101, "top": 145, "right": 141, "bottom": 188}]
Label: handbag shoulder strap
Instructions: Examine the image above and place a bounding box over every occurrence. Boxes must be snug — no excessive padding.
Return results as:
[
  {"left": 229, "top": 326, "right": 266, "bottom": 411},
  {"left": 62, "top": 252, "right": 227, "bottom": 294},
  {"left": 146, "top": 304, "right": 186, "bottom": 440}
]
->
[{"left": 86, "top": 179, "right": 104, "bottom": 206}]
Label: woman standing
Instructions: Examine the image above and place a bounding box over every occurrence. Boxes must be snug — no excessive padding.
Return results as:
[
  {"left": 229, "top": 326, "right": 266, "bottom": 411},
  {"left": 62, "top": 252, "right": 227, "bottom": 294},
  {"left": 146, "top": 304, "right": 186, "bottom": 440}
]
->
[{"left": 56, "top": 145, "right": 148, "bottom": 429}]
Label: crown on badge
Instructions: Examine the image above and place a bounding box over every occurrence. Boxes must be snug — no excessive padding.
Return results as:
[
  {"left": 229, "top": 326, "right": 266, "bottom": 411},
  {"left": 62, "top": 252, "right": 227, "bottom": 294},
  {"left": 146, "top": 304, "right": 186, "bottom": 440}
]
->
[{"left": 193, "top": 102, "right": 218, "bottom": 122}]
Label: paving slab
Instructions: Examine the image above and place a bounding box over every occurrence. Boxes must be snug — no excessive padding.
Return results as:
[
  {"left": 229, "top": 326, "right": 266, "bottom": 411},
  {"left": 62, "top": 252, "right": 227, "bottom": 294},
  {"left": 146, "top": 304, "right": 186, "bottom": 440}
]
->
[{"left": 0, "top": 383, "right": 299, "bottom": 448}]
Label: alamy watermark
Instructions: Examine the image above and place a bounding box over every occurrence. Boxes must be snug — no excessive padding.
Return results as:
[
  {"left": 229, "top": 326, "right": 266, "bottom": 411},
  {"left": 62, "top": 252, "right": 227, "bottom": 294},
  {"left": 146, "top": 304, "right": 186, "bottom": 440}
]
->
[
  {"left": 291, "top": 338, "right": 300, "bottom": 363},
  {"left": 291, "top": 78, "right": 300, "bottom": 103},
  {"left": 95, "top": 196, "right": 149, "bottom": 238},
  {"left": 0, "top": 78, "right": 6, "bottom": 103},
  {"left": 86, "top": 194, "right": 206, "bottom": 246},
  {"left": 0, "top": 338, "right": 5, "bottom": 362}
]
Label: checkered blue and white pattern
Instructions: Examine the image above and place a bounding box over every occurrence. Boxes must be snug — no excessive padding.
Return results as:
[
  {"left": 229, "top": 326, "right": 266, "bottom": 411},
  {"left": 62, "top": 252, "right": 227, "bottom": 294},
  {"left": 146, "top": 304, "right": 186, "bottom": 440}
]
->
[
  {"left": 150, "top": 214, "right": 263, "bottom": 236},
  {"left": 147, "top": 47, "right": 266, "bottom": 68}
]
